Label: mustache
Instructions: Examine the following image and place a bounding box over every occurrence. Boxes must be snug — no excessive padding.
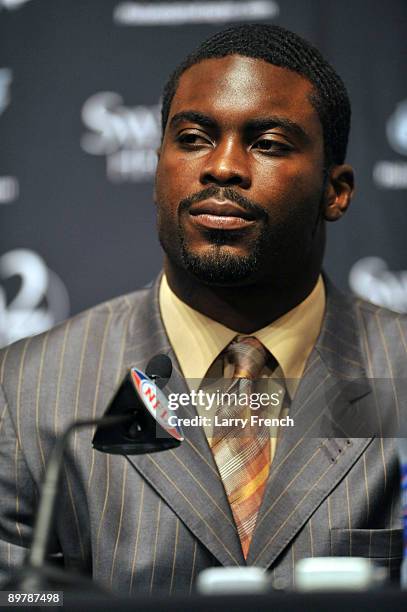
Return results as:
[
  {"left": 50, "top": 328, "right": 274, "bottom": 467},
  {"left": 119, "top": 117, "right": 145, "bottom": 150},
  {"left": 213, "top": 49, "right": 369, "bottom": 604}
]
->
[{"left": 178, "top": 186, "right": 268, "bottom": 220}]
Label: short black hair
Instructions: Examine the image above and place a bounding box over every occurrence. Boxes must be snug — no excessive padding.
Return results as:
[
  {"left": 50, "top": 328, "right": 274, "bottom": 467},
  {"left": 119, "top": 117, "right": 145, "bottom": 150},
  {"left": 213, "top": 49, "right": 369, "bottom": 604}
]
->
[{"left": 161, "top": 23, "right": 351, "bottom": 167}]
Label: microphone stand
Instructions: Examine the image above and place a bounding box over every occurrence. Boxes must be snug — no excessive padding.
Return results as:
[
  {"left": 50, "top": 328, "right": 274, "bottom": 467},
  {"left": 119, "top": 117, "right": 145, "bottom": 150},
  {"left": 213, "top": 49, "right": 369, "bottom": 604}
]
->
[
  {"left": 29, "top": 415, "right": 132, "bottom": 570},
  {"left": 6, "top": 414, "right": 132, "bottom": 594},
  {"left": 6, "top": 359, "right": 178, "bottom": 595}
]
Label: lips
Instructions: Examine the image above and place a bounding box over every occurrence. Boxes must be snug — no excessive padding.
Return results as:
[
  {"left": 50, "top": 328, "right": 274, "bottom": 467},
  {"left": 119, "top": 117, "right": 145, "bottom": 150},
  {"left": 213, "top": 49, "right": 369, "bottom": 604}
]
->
[
  {"left": 188, "top": 199, "right": 257, "bottom": 230},
  {"left": 189, "top": 199, "right": 256, "bottom": 220}
]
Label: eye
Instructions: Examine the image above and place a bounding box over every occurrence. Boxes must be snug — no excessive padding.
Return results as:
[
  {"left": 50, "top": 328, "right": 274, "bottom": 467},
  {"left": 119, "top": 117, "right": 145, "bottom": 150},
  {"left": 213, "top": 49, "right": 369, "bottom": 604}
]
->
[
  {"left": 176, "top": 131, "right": 212, "bottom": 148},
  {"left": 254, "top": 139, "right": 275, "bottom": 150},
  {"left": 251, "top": 137, "right": 292, "bottom": 154}
]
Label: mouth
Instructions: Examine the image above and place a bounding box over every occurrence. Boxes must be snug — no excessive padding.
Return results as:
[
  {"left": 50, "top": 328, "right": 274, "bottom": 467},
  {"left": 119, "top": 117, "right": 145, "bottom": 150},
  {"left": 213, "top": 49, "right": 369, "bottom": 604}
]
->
[{"left": 188, "top": 199, "right": 257, "bottom": 230}]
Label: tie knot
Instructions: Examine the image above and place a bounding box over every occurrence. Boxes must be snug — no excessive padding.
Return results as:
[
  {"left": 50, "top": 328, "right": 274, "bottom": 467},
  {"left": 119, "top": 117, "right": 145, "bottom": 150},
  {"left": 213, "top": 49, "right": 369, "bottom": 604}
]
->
[{"left": 224, "top": 335, "right": 269, "bottom": 380}]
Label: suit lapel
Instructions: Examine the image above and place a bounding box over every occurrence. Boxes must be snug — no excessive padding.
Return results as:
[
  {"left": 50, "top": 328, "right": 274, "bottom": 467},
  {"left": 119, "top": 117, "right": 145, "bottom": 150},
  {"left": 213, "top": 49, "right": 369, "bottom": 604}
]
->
[
  {"left": 118, "top": 274, "right": 375, "bottom": 568},
  {"left": 247, "top": 280, "right": 374, "bottom": 567},
  {"left": 122, "top": 275, "right": 245, "bottom": 566}
]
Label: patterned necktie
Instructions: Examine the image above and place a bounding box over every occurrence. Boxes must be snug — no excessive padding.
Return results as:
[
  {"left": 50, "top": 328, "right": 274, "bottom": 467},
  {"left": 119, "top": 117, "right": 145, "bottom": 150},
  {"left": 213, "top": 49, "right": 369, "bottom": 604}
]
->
[{"left": 210, "top": 335, "right": 272, "bottom": 558}]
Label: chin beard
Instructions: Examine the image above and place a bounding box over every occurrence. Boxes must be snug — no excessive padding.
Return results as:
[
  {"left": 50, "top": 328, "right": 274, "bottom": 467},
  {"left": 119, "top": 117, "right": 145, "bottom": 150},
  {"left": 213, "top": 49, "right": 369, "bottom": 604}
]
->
[
  {"left": 158, "top": 197, "right": 324, "bottom": 287},
  {"left": 179, "top": 228, "right": 264, "bottom": 285}
]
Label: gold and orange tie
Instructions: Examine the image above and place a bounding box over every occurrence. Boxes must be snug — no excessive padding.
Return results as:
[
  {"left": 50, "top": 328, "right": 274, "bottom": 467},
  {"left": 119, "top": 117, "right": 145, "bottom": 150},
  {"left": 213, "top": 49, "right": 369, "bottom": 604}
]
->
[{"left": 210, "top": 336, "right": 273, "bottom": 558}]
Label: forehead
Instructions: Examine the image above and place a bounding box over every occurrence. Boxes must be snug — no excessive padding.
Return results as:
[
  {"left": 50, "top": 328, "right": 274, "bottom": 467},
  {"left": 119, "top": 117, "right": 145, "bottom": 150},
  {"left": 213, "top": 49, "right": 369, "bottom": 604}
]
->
[{"left": 169, "top": 55, "right": 322, "bottom": 135}]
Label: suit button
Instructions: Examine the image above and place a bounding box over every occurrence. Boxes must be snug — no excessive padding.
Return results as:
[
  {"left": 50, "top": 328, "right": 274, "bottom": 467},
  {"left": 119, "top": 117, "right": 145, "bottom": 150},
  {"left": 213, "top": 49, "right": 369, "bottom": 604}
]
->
[{"left": 272, "top": 576, "right": 288, "bottom": 590}]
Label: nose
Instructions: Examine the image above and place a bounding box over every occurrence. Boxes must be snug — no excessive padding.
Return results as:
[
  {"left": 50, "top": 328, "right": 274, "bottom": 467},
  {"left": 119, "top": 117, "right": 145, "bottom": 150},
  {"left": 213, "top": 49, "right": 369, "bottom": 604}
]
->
[{"left": 199, "top": 137, "right": 251, "bottom": 189}]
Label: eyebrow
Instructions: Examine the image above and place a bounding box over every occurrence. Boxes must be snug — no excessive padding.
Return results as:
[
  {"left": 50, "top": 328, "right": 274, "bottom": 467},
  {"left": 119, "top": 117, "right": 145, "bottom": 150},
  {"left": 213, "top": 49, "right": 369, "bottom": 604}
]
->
[
  {"left": 169, "top": 111, "right": 310, "bottom": 143},
  {"left": 169, "top": 111, "right": 217, "bottom": 130}
]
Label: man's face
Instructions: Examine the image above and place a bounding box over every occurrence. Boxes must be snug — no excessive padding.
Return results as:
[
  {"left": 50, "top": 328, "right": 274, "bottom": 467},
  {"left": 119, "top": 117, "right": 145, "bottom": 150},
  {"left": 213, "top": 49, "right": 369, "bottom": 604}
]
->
[{"left": 155, "top": 55, "right": 327, "bottom": 287}]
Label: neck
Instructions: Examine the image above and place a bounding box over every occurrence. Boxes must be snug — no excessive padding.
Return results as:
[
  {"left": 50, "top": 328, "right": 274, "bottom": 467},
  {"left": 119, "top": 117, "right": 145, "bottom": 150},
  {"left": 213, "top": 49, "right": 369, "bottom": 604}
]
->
[{"left": 164, "top": 260, "right": 320, "bottom": 334}]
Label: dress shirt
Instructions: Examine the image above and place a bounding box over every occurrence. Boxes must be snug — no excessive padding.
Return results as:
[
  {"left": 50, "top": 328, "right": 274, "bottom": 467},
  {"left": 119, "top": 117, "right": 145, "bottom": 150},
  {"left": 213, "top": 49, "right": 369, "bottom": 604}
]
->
[
  {"left": 159, "top": 273, "right": 325, "bottom": 460},
  {"left": 159, "top": 273, "right": 325, "bottom": 393}
]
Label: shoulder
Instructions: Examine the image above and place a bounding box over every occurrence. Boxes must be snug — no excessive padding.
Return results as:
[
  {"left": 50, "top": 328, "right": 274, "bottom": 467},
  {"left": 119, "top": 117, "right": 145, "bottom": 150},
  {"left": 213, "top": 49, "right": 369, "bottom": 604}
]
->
[
  {"left": 350, "top": 293, "right": 407, "bottom": 339},
  {"left": 0, "top": 285, "right": 152, "bottom": 390},
  {"left": 326, "top": 281, "right": 407, "bottom": 374},
  {"left": 326, "top": 277, "right": 407, "bottom": 333},
  {"left": 352, "top": 297, "right": 407, "bottom": 373}
]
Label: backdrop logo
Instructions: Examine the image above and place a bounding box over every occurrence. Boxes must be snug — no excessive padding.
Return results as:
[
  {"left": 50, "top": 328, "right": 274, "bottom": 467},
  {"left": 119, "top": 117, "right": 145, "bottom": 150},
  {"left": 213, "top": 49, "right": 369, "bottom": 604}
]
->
[
  {"left": 0, "top": 249, "right": 70, "bottom": 348},
  {"left": 0, "top": 68, "right": 12, "bottom": 115},
  {"left": 0, "top": 68, "right": 19, "bottom": 204},
  {"left": 81, "top": 91, "right": 161, "bottom": 183},
  {"left": 373, "top": 99, "right": 407, "bottom": 189},
  {"left": 386, "top": 100, "right": 407, "bottom": 156},
  {"left": 349, "top": 257, "right": 407, "bottom": 313},
  {"left": 114, "top": 0, "right": 279, "bottom": 26},
  {"left": 0, "top": 0, "right": 32, "bottom": 9}
]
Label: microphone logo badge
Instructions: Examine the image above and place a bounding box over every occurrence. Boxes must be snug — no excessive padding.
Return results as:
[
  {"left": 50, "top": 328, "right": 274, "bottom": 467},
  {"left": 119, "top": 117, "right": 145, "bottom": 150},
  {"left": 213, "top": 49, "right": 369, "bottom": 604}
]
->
[{"left": 130, "top": 367, "right": 183, "bottom": 441}]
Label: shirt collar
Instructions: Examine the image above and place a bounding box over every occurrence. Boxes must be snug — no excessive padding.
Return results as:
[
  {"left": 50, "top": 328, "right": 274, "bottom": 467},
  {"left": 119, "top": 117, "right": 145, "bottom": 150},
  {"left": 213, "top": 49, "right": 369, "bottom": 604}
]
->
[{"left": 159, "top": 273, "right": 325, "bottom": 394}]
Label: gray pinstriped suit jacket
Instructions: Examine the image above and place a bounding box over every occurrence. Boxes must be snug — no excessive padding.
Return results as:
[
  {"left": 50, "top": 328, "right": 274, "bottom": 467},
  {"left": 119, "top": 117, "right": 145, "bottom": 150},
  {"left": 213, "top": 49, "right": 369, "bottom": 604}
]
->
[{"left": 0, "top": 274, "right": 405, "bottom": 595}]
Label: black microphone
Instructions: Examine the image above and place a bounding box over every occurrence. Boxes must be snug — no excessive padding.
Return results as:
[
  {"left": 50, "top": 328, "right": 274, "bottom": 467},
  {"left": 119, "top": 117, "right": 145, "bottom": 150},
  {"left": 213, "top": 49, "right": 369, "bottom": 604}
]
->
[
  {"left": 146, "top": 353, "right": 172, "bottom": 388},
  {"left": 92, "top": 355, "right": 182, "bottom": 454}
]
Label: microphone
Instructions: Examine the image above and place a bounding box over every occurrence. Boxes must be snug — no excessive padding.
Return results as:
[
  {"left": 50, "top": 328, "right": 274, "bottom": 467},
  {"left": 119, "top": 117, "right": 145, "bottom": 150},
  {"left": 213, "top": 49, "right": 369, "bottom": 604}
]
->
[
  {"left": 146, "top": 353, "right": 172, "bottom": 388},
  {"left": 92, "top": 355, "right": 182, "bottom": 454},
  {"left": 6, "top": 356, "right": 182, "bottom": 593}
]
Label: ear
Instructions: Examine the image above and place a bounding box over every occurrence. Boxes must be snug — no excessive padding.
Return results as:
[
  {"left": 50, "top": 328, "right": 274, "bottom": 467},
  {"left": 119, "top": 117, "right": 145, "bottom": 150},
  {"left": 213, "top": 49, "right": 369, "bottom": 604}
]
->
[
  {"left": 153, "top": 148, "right": 161, "bottom": 203},
  {"left": 324, "top": 164, "right": 355, "bottom": 222}
]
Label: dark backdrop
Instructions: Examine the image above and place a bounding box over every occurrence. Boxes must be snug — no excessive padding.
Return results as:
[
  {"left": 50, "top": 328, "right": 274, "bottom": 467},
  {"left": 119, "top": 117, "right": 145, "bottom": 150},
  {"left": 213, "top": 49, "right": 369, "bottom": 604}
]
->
[{"left": 1, "top": 0, "right": 406, "bottom": 347}]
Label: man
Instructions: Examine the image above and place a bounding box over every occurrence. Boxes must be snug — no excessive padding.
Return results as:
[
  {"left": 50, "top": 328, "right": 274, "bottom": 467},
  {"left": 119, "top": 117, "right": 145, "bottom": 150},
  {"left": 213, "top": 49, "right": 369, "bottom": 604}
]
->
[{"left": 0, "top": 24, "right": 405, "bottom": 595}]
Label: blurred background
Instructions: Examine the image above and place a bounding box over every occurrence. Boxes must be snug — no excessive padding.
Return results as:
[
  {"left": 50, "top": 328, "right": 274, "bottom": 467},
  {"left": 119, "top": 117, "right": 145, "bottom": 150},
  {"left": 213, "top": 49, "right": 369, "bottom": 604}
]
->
[{"left": 0, "top": 0, "right": 406, "bottom": 347}]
